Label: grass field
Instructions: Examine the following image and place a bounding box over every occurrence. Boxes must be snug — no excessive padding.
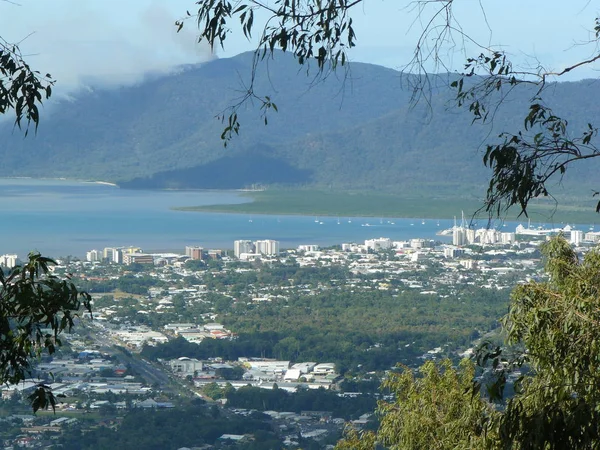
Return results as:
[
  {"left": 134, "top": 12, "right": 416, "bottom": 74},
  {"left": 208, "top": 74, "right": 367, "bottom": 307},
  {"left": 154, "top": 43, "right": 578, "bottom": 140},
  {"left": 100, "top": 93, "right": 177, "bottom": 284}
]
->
[{"left": 174, "top": 189, "right": 600, "bottom": 224}]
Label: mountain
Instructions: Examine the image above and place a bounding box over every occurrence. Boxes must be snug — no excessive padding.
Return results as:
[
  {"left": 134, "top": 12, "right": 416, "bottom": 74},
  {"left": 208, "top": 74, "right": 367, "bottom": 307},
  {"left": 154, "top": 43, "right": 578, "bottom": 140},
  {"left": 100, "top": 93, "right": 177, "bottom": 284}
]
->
[{"left": 1, "top": 51, "right": 599, "bottom": 196}]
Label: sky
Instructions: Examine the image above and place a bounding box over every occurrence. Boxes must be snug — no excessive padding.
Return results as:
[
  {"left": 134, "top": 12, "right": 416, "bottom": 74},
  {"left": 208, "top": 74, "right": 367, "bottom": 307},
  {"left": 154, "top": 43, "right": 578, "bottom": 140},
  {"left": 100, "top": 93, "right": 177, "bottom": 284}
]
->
[{"left": 1, "top": 0, "right": 599, "bottom": 94}]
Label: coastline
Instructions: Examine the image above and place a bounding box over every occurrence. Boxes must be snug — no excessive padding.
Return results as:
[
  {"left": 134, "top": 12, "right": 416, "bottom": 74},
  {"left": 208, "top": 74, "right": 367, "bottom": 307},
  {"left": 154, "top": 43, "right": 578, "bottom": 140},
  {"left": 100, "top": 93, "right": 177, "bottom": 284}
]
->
[
  {"left": 0, "top": 176, "right": 119, "bottom": 187},
  {"left": 1, "top": 177, "right": 597, "bottom": 223},
  {"left": 172, "top": 191, "right": 600, "bottom": 224}
]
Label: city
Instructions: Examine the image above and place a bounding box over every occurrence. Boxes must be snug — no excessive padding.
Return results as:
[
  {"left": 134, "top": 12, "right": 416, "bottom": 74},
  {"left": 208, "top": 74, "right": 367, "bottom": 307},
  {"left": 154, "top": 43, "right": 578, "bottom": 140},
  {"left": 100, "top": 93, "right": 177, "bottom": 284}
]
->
[{"left": 0, "top": 223, "right": 593, "bottom": 448}]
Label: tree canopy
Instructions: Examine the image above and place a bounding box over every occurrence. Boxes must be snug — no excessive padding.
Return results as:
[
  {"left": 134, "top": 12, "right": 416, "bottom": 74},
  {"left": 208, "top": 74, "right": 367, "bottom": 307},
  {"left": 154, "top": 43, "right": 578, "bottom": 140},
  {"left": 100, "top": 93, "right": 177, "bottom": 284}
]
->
[
  {"left": 0, "top": 35, "right": 53, "bottom": 134},
  {"left": 336, "top": 236, "right": 600, "bottom": 449},
  {"left": 183, "top": 1, "right": 600, "bottom": 216},
  {"left": 0, "top": 254, "right": 91, "bottom": 412}
]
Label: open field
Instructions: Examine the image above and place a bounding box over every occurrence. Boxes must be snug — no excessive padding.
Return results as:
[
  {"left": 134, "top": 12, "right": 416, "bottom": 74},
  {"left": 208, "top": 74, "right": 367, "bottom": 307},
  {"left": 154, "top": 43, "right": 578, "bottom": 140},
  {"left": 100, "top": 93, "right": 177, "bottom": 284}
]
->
[{"left": 174, "top": 189, "right": 600, "bottom": 224}]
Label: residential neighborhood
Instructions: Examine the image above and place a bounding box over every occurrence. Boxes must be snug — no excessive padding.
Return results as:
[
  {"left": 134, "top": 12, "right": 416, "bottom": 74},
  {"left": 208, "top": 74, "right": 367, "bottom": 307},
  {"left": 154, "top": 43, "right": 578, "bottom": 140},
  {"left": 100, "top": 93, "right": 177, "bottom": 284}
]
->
[{"left": 1, "top": 224, "right": 595, "bottom": 448}]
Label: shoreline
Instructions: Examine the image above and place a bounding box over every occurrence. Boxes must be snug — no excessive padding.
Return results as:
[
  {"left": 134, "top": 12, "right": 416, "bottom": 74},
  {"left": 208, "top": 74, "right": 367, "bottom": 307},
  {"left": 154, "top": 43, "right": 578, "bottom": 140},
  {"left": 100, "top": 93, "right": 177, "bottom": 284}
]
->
[
  {"left": 172, "top": 206, "right": 464, "bottom": 221},
  {"left": 0, "top": 176, "right": 119, "bottom": 187}
]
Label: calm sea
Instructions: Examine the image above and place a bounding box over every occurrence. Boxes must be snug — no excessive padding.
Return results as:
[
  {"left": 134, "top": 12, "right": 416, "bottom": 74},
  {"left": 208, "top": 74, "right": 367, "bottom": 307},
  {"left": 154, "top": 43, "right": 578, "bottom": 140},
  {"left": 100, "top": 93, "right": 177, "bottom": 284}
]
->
[{"left": 0, "top": 179, "right": 469, "bottom": 258}]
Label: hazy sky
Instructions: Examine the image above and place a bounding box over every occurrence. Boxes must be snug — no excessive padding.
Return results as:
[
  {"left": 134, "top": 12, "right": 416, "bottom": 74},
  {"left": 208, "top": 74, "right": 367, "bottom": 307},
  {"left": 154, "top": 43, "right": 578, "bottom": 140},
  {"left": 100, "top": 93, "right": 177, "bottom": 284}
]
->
[{"left": 1, "top": 0, "right": 598, "bottom": 93}]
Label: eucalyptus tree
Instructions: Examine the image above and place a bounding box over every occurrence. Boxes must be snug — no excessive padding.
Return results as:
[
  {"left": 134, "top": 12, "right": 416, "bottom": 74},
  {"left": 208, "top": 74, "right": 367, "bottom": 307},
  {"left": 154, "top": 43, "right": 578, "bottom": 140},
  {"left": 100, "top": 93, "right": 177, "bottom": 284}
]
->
[
  {"left": 0, "top": 254, "right": 91, "bottom": 412},
  {"left": 0, "top": 36, "right": 53, "bottom": 134},
  {"left": 336, "top": 236, "right": 600, "bottom": 449},
  {"left": 336, "top": 359, "right": 497, "bottom": 450},
  {"left": 1, "top": 32, "right": 87, "bottom": 413}
]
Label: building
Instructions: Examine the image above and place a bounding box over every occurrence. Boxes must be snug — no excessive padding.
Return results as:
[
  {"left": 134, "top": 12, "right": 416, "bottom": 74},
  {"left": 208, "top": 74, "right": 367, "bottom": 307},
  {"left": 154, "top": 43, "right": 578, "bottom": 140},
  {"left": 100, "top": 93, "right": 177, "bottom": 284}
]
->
[
  {"left": 247, "top": 360, "right": 290, "bottom": 374},
  {"left": 452, "top": 228, "right": 466, "bottom": 246},
  {"left": 185, "top": 246, "right": 204, "bottom": 260},
  {"left": 103, "top": 247, "right": 124, "bottom": 264},
  {"left": 86, "top": 249, "right": 101, "bottom": 262},
  {"left": 571, "top": 229, "right": 584, "bottom": 246},
  {"left": 313, "top": 363, "right": 336, "bottom": 375},
  {"left": 168, "top": 357, "right": 203, "bottom": 376},
  {"left": 255, "top": 239, "right": 280, "bottom": 256},
  {"left": 0, "top": 254, "right": 18, "bottom": 269},
  {"left": 123, "top": 247, "right": 143, "bottom": 254},
  {"left": 410, "top": 238, "right": 426, "bottom": 249},
  {"left": 476, "top": 228, "right": 499, "bottom": 245},
  {"left": 298, "top": 244, "right": 319, "bottom": 252},
  {"left": 207, "top": 249, "right": 223, "bottom": 259},
  {"left": 234, "top": 240, "right": 254, "bottom": 258},
  {"left": 123, "top": 253, "right": 154, "bottom": 265},
  {"left": 461, "top": 259, "right": 478, "bottom": 270},
  {"left": 444, "top": 247, "right": 465, "bottom": 258},
  {"left": 500, "top": 232, "right": 516, "bottom": 245},
  {"left": 113, "top": 248, "right": 124, "bottom": 264},
  {"left": 365, "top": 238, "right": 392, "bottom": 251},
  {"left": 585, "top": 231, "right": 600, "bottom": 243},
  {"left": 103, "top": 247, "right": 116, "bottom": 262}
]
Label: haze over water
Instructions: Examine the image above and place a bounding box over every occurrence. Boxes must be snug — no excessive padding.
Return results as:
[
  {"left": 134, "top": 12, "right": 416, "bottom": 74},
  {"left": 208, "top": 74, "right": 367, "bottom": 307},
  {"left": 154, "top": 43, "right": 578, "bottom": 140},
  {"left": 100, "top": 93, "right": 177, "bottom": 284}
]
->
[{"left": 0, "top": 179, "right": 463, "bottom": 258}]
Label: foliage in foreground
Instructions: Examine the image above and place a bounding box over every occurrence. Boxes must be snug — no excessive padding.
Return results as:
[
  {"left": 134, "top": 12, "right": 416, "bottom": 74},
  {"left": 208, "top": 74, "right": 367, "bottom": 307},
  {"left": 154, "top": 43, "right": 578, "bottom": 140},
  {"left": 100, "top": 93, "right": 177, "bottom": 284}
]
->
[
  {"left": 337, "top": 359, "right": 497, "bottom": 450},
  {"left": 0, "top": 254, "right": 91, "bottom": 412},
  {"left": 338, "top": 236, "right": 600, "bottom": 449}
]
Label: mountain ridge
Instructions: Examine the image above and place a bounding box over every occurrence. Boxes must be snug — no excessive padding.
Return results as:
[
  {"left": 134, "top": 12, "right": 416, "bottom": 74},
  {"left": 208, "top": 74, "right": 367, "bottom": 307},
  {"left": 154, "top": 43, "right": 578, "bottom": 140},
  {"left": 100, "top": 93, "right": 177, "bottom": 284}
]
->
[{"left": 1, "top": 51, "right": 598, "bottom": 196}]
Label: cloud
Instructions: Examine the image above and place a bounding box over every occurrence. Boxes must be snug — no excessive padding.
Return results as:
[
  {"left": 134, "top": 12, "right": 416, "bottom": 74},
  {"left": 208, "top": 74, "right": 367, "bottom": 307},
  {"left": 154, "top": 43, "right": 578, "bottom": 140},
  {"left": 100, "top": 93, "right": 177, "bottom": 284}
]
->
[{"left": 1, "top": 0, "right": 213, "bottom": 94}]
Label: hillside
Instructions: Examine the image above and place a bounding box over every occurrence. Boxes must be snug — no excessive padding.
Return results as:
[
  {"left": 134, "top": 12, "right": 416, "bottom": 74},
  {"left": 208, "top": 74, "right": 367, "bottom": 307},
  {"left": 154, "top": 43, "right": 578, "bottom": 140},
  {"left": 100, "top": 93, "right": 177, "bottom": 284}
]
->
[{"left": 1, "top": 51, "right": 599, "bottom": 197}]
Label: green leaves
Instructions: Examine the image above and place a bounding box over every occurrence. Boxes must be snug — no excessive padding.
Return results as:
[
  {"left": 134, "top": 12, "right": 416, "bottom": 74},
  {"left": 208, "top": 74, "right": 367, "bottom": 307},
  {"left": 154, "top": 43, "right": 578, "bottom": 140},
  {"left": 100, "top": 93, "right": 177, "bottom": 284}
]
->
[
  {"left": 0, "top": 252, "right": 91, "bottom": 413},
  {"left": 0, "top": 42, "right": 54, "bottom": 135},
  {"left": 366, "top": 359, "right": 497, "bottom": 450},
  {"left": 190, "top": 0, "right": 358, "bottom": 143},
  {"left": 496, "top": 236, "right": 600, "bottom": 448},
  {"left": 28, "top": 384, "right": 57, "bottom": 413}
]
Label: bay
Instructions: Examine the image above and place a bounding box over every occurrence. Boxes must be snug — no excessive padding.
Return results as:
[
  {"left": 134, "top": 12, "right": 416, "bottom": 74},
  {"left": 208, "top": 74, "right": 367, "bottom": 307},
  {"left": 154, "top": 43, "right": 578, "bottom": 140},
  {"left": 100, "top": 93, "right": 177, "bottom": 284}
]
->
[{"left": 0, "top": 179, "right": 463, "bottom": 258}]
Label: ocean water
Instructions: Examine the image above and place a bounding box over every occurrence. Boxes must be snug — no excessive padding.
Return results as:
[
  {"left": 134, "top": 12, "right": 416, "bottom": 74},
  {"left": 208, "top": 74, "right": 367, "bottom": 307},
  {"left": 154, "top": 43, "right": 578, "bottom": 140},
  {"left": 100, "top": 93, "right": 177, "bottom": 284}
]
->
[{"left": 0, "top": 179, "right": 463, "bottom": 258}]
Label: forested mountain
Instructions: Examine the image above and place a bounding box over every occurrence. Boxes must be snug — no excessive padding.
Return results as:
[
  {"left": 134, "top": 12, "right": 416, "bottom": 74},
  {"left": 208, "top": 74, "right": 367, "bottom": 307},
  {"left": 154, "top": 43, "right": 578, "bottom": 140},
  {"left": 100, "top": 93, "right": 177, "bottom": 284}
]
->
[{"left": 1, "top": 51, "right": 598, "bottom": 194}]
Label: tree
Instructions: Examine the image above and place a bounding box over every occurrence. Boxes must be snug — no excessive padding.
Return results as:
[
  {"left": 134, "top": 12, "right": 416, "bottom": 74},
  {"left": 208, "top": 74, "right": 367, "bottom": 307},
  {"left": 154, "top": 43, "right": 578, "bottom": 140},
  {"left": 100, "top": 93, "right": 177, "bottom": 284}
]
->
[
  {"left": 0, "top": 35, "right": 53, "bottom": 134},
  {"left": 0, "top": 254, "right": 91, "bottom": 412},
  {"left": 182, "top": 1, "right": 600, "bottom": 216},
  {"left": 0, "top": 37, "right": 87, "bottom": 412},
  {"left": 336, "top": 236, "right": 600, "bottom": 449},
  {"left": 336, "top": 359, "right": 497, "bottom": 450},
  {"left": 492, "top": 236, "right": 600, "bottom": 449}
]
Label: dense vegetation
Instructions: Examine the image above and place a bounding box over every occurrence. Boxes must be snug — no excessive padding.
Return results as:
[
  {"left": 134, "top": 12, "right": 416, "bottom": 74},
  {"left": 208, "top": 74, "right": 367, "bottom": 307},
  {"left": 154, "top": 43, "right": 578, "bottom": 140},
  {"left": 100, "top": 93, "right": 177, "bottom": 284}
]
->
[
  {"left": 206, "top": 384, "right": 376, "bottom": 420},
  {"left": 142, "top": 277, "right": 508, "bottom": 372},
  {"left": 337, "top": 237, "right": 600, "bottom": 449},
  {"left": 57, "top": 402, "right": 279, "bottom": 450},
  {"left": 175, "top": 189, "right": 600, "bottom": 223}
]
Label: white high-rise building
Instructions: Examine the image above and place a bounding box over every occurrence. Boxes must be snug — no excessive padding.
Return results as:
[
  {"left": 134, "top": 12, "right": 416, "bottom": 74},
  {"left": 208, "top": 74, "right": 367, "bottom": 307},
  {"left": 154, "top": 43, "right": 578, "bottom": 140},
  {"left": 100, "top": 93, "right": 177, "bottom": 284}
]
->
[
  {"left": 112, "top": 249, "right": 123, "bottom": 264},
  {"left": 103, "top": 247, "right": 125, "bottom": 264},
  {"left": 452, "top": 228, "right": 465, "bottom": 246},
  {"left": 410, "top": 238, "right": 425, "bottom": 249},
  {"left": 86, "top": 249, "right": 101, "bottom": 262},
  {"left": 465, "top": 229, "right": 476, "bottom": 244},
  {"left": 0, "top": 254, "right": 18, "bottom": 269},
  {"left": 500, "top": 232, "right": 516, "bottom": 245},
  {"left": 571, "top": 229, "right": 584, "bottom": 246},
  {"left": 365, "top": 238, "right": 392, "bottom": 251},
  {"left": 234, "top": 240, "right": 254, "bottom": 258},
  {"left": 255, "top": 239, "right": 280, "bottom": 256},
  {"left": 103, "top": 247, "right": 115, "bottom": 261}
]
